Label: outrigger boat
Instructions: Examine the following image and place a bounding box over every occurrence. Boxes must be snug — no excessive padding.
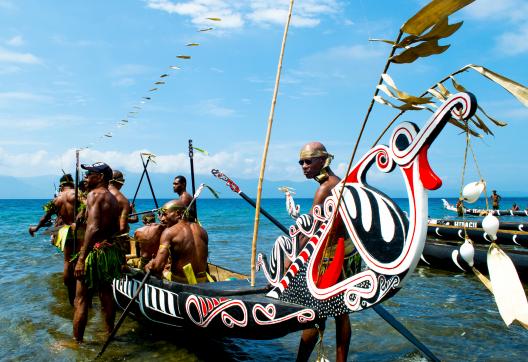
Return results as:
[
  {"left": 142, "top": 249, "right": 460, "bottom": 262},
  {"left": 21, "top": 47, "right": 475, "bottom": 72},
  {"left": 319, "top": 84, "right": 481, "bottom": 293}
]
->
[
  {"left": 442, "top": 199, "right": 528, "bottom": 217},
  {"left": 113, "top": 92, "right": 478, "bottom": 339},
  {"left": 427, "top": 219, "right": 528, "bottom": 247},
  {"left": 429, "top": 217, "right": 527, "bottom": 232},
  {"left": 421, "top": 239, "right": 528, "bottom": 283}
]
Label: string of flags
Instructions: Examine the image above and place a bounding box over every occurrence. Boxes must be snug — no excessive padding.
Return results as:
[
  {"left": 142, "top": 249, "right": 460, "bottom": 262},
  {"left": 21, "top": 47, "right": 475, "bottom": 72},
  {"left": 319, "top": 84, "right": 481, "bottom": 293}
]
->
[{"left": 79, "top": 17, "right": 222, "bottom": 151}]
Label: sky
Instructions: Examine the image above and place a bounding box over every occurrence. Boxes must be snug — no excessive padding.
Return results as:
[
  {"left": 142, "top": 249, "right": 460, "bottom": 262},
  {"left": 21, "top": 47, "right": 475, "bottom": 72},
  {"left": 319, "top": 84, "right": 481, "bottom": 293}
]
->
[{"left": 1, "top": 0, "right": 527, "bottom": 198}]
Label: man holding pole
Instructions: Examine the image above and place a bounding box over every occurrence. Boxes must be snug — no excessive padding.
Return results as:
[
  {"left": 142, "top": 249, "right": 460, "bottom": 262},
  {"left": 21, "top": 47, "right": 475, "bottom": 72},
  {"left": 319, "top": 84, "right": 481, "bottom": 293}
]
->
[
  {"left": 295, "top": 142, "right": 351, "bottom": 362},
  {"left": 73, "top": 162, "right": 122, "bottom": 343}
]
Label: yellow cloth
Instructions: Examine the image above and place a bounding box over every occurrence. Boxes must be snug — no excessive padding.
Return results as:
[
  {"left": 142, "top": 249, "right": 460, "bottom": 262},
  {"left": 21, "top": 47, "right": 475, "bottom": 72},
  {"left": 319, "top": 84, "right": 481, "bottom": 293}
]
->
[
  {"left": 54, "top": 225, "right": 71, "bottom": 252},
  {"left": 163, "top": 270, "right": 209, "bottom": 284}
]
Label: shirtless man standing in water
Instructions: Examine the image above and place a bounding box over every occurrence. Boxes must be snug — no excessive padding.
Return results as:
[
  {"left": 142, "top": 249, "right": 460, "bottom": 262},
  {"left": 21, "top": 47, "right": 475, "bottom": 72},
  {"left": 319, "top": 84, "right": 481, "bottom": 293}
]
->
[
  {"left": 73, "top": 162, "right": 121, "bottom": 343},
  {"left": 29, "top": 173, "right": 78, "bottom": 305},
  {"left": 296, "top": 142, "right": 351, "bottom": 362},
  {"left": 145, "top": 199, "right": 208, "bottom": 283}
]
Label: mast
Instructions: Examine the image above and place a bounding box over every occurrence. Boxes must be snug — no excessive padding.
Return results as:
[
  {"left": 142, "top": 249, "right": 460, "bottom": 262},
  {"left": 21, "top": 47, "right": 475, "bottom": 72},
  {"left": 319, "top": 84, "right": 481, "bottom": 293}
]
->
[{"left": 249, "top": 0, "right": 295, "bottom": 287}]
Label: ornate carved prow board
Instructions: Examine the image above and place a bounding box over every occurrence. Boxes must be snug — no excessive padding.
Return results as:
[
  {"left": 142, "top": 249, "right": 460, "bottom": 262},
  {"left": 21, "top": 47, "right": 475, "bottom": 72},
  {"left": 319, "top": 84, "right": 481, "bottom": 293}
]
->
[{"left": 258, "top": 92, "right": 477, "bottom": 317}]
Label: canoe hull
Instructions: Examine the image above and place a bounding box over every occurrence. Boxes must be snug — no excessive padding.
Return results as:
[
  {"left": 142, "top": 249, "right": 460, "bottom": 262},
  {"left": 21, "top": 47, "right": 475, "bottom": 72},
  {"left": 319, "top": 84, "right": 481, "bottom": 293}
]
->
[{"left": 113, "top": 270, "right": 318, "bottom": 340}]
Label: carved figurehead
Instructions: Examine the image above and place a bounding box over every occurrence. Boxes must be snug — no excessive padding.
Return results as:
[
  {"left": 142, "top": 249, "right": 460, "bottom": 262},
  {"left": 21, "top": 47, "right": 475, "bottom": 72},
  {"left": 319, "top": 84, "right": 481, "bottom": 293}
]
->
[{"left": 258, "top": 92, "right": 477, "bottom": 317}]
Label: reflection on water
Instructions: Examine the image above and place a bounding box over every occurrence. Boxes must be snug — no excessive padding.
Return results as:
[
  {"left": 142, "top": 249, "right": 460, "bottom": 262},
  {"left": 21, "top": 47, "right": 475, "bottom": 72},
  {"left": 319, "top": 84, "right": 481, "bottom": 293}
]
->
[{"left": 1, "top": 199, "right": 527, "bottom": 361}]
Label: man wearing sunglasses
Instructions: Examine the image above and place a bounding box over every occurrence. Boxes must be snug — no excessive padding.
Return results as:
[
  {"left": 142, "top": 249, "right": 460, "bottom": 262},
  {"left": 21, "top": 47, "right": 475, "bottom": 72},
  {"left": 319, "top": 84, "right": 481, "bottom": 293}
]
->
[
  {"left": 145, "top": 199, "right": 209, "bottom": 284},
  {"left": 73, "top": 162, "right": 121, "bottom": 343},
  {"left": 296, "top": 142, "right": 351, "bottom": 362}
]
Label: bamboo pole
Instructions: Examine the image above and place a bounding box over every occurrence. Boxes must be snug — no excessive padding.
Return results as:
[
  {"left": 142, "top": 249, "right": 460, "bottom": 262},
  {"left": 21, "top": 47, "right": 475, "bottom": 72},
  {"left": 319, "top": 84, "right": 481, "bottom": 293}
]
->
[{"left": 250, "top": 0, "right": 294, "bottom": 287}]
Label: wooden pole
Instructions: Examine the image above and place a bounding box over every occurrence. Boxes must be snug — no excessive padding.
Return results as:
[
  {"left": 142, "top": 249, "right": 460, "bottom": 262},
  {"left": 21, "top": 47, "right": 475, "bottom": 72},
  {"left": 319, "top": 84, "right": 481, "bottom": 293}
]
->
[
  {"left": 73, "top": 150, "right": 79, "bottom": 252},
  {"left": 250, "top": 0, "right": 294, "bottom": 287}
]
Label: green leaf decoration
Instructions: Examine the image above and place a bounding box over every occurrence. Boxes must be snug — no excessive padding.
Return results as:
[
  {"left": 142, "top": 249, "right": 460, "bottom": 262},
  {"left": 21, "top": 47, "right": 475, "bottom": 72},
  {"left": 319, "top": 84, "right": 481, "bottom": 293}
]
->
[
  {"left": 186, "top": 43, "right": 200, "bottom": 47},
  {"left": 391, "top": 40, "right": 450, "bottom": 64},
  {"left": 204, "top": 185, "right": 220, "bottom": 199},
  {"left": 401, "top": 0, "right": 475, "bottom": 36},
  {"left": 154, "top": 81, "right": 165, "bottom": 85},
  {"left": 436, "top": 82, "right": 451, "bottom": 98},
  {"left": 192, "top": 146, "right": 209, "bottom": 155},
  {"left": 177, "top": 55, "right": 191, "bottom": 59},
  {"left": 369, "top": 38, "right": 397, "bottom": 46},
  {"left": 198, "top": 27, "right": 213, "bottom": 32},
  {"left": 206, "top": 17, "right": 222, "bottom": 21}
]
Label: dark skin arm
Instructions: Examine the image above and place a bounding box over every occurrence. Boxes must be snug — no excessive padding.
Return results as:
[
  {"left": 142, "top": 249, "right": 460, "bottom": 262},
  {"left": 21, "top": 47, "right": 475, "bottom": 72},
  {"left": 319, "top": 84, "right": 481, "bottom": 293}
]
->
[
  {"left": 128, "top": 203, "right": 139, "bottom": 223},
  {"left": 74, "top": 192, "right": 103, "bottom": 279},
  {"left": 144, "top": 227, "right": 173, "bottom": 275},
  {"left": 29, "top": 201, "right": 56, "bottom": 236}
]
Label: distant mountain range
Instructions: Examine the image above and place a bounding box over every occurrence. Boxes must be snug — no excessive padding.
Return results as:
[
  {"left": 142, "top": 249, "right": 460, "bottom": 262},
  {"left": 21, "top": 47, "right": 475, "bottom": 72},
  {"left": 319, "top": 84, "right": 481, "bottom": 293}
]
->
[
  {"left": 4, "top": 172, "right": 520, "bottom": 200},
  {"left": 0, "top": 172, "right": 323, "bottom": 199}
]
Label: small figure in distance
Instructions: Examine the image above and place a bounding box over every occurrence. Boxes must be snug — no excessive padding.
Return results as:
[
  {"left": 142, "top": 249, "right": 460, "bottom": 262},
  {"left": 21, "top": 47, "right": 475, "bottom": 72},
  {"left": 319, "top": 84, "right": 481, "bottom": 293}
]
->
[
  {"left": 491, "top": 190, "right": 502, "bottom": 210},
  {"left": 145, "top": 200, "right": 209, "bottom": 284},
  {"left": 511, "top": 203, "right": 520, "bottom": 211},
  {"left": 456, "top": 198, "right": 464, "bottom": 217}
]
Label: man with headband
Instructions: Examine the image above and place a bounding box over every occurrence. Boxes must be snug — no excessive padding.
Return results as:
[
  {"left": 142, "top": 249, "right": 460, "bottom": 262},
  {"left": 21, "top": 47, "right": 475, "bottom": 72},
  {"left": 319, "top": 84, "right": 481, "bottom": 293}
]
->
[
  {"left": 145, "top": 199, "right": 209, "bottom": 284},
  {"left": 296, "top": 142, "right": 351, "bottom": 362}
]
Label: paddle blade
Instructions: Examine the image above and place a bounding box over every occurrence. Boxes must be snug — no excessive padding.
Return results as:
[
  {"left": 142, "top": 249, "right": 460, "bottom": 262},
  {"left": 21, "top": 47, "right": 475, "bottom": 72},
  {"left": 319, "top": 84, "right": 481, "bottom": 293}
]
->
[{"left": 487, "top": 243, "right": 528, "bottom": 328}]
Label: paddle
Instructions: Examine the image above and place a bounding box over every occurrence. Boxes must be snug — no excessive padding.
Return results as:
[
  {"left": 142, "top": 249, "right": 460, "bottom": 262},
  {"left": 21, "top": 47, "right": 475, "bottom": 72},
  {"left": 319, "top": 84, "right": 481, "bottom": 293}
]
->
[
  {"left": 211, "top": 168, "right": 440, "bottom": 361},
  {"left": 96, "top": 269, "right": 151, "bottom": 359},
  {"left": 211, "top": 169, "right": 289, "bottom": 234}
]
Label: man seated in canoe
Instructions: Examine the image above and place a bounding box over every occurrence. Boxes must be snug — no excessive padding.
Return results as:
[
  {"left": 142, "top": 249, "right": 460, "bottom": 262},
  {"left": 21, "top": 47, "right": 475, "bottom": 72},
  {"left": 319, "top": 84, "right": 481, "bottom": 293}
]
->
[
  {"left": 127, "top": 212, "right": 165, "bottom": 269},
  {"left": 172, "top": 175, "right": 197, "bottom": 221},
  {"left": 28, "top": 173, "right": 82, "bottom": 305},
  {"left": 109, "top": 170, "right": 138, "bottom": 255},
  {"left": 144, "top": 199, "right": 209, "bottom": 284},
  {"left": 73, "top": 162, "right": 122, "bottom": 343}
]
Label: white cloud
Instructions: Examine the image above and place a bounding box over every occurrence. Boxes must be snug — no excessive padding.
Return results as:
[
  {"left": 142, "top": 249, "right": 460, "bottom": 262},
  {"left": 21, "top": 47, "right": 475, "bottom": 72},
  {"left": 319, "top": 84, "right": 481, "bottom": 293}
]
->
[
  {"left": 195, "top": 98, "right": 235, "bottom": 117},
  {"left": 0, "top": 46, "right": 40, "bottom": 64},
  {"left": 6, "top": 35, "right": 24, "bottom": 47},
  {"left": 0, "top": 91, "right": 52, "bottom": 107},
  {"left": 495, "top": 23, "right": 528, "bottom": 56},
  {"left": 464, "top": 0, "right": 528, "bottom": 56},
  {"left": 146, "top": 0, "right": 341, "bottom": 29}
]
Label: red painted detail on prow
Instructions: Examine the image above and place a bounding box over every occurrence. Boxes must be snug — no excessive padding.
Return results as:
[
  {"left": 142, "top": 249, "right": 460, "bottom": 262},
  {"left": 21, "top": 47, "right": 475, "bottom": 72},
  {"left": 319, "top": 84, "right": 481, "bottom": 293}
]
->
[
  {"left": 418, "top": 145, "right": 442, "bottom": 190},
  {"left": 206, "top": 298, "right": 213, "bottom": 313},
  {"left": 311, "top": 236, "right": 326, "bottom": 284},
  {"left": 200, "top": 298, "right": 207, "bottom": 316},
  {"left": 281, "top": 280, "right": 288, "bottom": 289},
  {"left": 317, "top": 237, "right": 345, "bottom": 288}
]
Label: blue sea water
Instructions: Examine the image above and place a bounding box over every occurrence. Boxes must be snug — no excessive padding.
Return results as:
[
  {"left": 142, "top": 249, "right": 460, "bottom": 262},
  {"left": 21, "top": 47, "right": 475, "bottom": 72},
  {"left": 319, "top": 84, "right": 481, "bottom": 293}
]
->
[{"left": 1, "top": 197, "right": 527, "bottom": 361}]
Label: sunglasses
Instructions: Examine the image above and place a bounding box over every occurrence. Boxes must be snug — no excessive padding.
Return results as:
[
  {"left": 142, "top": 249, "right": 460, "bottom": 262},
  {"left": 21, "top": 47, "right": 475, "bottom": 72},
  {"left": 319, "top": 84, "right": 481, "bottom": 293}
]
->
[
  {"left": 298, "top": 158, "right": 319, "bottom": 166},
  {"left": 84, "top": 171, "right": 101, "bottom": 177}
]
